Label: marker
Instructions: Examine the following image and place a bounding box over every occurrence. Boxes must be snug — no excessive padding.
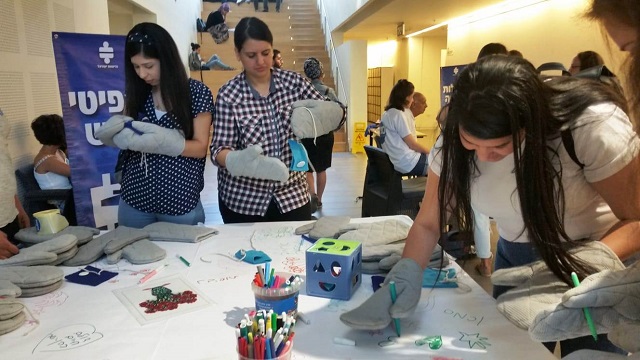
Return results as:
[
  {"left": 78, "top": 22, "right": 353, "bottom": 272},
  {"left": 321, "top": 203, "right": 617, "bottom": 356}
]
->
[
  {"left": 389, "top": 281, "right": 401, "bottom": 337},
  {"left": 177, "top": 255, "right": 191, "bottom": 267},
  {"left": 139, "top": 264, "right": 167, "bottom": 284},
  {"left": 571, "top": 272, "right": 598, "bottom": 341},
  {"left": 333, "top": 337, "right": 356, "bottom": 346}
]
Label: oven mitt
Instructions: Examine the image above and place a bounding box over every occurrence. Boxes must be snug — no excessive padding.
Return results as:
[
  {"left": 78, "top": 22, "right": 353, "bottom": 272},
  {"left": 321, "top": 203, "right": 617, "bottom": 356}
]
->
[
  {"left": 340, "top": 258, "right": 423, "bottom": 330},
  {"left": 106, "top": 239, "right": 166, "bottom": 265},
  {"left": 0, "top": 299, "right": 25, "bottom": 335},
  {"left": 15, "top": 226, "right": 99, "bottom": 245},
  {"left": 528, "top": 260, "right": 640, "bottom": 342},
  {"left": 95, "top": 115, "right": 131, "bottom": 147},
  {"left": 0, "top": 266, "right": 65, "bottom": 297},
  {"left": 113, "top": 121, "right": 186, "bottom": 157},
  {"left": 235, "top": 249, "right": 271, "bottom": 264},
  {"left": 291, "top": 99, "right": 346, "bottom": 139},
  {"left": 491, "top": 241, "right": 625, "bottom": 338},
  {"left": 0, "top": 280, "right": 21, "bottom": 297},
  {"left": 63, "top": 226, "right": 148, "bottom": 266},
  {"left": 295, "top": 216, "right": 351, "bottom": 240},
  {"left": 0, "top": 234, "right": 79, "bottom": 267},
  {"left": 51, "top": 246, "right": 79, "bottom": 266},
  {"left": 143, "top": 222, "right": 218, "bottom": 243},
  {"left": 377, "top": 244, "right": 450, "bottom": 272},
  {"left": 337, "top": 219, "right": 411, "bottom": 261},
  {"left": 225, "top": 145, "right": 289, "bottom": 182}
]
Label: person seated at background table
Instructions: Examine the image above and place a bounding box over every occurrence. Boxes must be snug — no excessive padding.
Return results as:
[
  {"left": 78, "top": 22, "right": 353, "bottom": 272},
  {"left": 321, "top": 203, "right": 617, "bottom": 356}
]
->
[
  {"left": 210, "top": 17, "right": 327, "bottom": 224},
  {"left": 31, "top": 114, "right": 72, "bottom": 192},
  {"left": 301, "top": 57, "right": 340, "bottom": 211},
  {"left": 407, "top": 92, "right": 427, "bottom": 121},
  {"left": 379, "top": 79, "right": 430, "bottom": 176},
  {"left": 272, "top": 49, "right": 283, "bottom": 69},
  {"left": 476, "top": 42, "right": 508, "bottom": 59},
  {"left": 508, "top": 49, "right": 524, "bottom": 58},
  {"left": 569, "top": 50, "right": 604, "bottom": 75},
  {"left": 0, "top": 109, "right": 27, "bottom": 259},
  {"left": 96, "top": 23, "right": 213, "bottom": 228},
  {"left": 340, "top": 55, "right": 640, "bottom": 358},
  {"left": 189, "top": 43, "right": 235, "bottom": 71}
]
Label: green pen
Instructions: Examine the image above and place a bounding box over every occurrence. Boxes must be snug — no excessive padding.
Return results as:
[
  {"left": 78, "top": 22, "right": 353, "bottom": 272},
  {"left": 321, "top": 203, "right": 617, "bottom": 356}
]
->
[
  {"left": 178, "top": 255, "right": 191, "bottom": 267},
  {"left": 570, "top": 272, "right": 598, "bottom": 341},
  {"left": 389, "top": 281, "right": 401, "bottom": 337}
]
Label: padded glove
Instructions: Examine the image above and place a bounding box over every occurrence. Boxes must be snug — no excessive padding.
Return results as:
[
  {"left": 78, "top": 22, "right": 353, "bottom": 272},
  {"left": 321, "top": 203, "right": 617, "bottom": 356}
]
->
[
  {"left": 529, "top": 260, "right": 640, "bottom": 342},
  {"left": 295, "top": 216, "right": 351, "bottom": 240},
  {"left": 340, "top": 258, "right": 423, "bottom": 330},
  {"left": 0, "top": 299, "right": 25, "bottom": 335},
  {"left": 225, "top": 145, "right": 289, "bottom": 182},
  {"left": 16, "top": 226, "right": 99, "bottom": 245},
  {"left": 113, "top": 121, "right": 186, "bottom": 157},
  {"left": 63, "top": 226, "right": 149, "bottom": 266},
  {"left": 106, "top": 239, "right": 166, "bottom": 265},
  {"left": 491, "top": 241, "right": 624, "bottom": 340},
  {"left": 0, "top": 234, "right": 78, "bottom": 267},
  {"left": 143, "top": 222, "right": 218, "bottom": 243},
  {"left": 0, "top": 266, "right": 65, "bottom": 297},
  {"left": 95, "top": 115, "right": 132, "bottom": 147},
  {"left": 291, "top": 100, "right": 345, "bottom": 139},
  {"left": 337, "top": 219, "right": 411, "bottom": 261}
]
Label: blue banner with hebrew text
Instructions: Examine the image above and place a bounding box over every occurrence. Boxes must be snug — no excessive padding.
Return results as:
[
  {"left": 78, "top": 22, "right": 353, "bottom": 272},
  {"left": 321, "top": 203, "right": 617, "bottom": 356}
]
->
[
  {"left": 440, "top": 64, "right": 467, "bottom": 108},
  {"left": 52, "top": 32, "right": 124, "bottom": 229}
]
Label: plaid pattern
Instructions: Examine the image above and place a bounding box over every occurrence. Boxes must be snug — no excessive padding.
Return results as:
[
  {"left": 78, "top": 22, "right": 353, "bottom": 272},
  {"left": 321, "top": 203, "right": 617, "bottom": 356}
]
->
[{"left": 211, "top": 69, "right": 324, "bottom": 216}]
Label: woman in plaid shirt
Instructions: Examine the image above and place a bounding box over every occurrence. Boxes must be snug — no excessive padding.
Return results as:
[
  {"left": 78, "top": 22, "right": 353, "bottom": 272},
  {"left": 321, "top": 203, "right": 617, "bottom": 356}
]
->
[{"left": 210, "top": 17, "right": 326, "bottom": 223}]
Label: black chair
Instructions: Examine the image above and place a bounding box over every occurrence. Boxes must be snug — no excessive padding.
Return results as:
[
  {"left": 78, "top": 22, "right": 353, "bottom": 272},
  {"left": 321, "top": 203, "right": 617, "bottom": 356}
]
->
[
  {"left": 14, "top": 164, "right": 76, "bottom": 226},
  {"left": 361, "top": 146, "right": 426, "bottom": 219}
]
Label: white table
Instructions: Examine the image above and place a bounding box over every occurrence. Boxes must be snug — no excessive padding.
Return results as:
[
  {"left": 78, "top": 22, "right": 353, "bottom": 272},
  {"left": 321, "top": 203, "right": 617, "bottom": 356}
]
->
[{"left": 0, "top": 216, "right": 555, "bottom": 359}]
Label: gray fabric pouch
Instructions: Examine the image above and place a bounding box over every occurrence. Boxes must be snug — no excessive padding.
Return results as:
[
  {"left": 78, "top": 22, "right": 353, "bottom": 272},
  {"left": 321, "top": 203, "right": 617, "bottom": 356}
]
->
[{"left": 144, "top": 222, "right": 218, "bottom": 243}]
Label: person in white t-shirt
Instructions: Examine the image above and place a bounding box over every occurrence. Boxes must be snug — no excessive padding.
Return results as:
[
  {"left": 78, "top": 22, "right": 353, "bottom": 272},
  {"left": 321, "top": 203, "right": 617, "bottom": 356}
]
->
[
  {"left": 341, "top": 55, "right": 640, "bottom": 357},
  {"left": 378, "top": 79, "right": 430, "bottom": 176}
]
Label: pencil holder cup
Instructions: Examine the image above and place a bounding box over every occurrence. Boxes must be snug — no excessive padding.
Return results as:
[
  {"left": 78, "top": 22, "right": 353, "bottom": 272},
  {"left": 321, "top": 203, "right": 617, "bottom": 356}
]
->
[
  {"left": 237, "top": 341, "right": 293, "bottom": 360},
  {"left": 251, "top": 273, "right": 301, "bottom": 319},
  {"left": 305, "top": 238, "right": 362, "bottom": 300}
]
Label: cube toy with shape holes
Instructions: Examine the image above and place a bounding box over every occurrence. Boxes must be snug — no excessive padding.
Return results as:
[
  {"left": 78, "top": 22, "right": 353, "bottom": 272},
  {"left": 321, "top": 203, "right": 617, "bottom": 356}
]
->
[{"left": 305, "top": 238, "right": 362, "bottom": 300}]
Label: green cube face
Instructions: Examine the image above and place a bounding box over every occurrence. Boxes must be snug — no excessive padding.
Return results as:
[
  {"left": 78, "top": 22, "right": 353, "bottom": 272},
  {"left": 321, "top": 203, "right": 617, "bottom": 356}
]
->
[{"left": 307, "top": 238, "right": 360, "bottom": 256}]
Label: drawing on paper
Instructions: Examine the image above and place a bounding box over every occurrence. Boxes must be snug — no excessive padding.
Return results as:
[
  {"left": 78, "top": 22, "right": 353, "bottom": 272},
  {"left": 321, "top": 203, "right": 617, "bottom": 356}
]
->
[
  {"left": 458, "top": 331, "right": 491, "bottom": 349},
  {"left": 138, "top": 283, "right": 197, "bottom": 313},
  {"left": 415, "top": 335, "right": 443, "bottom": 350},
  {"left": 31, "top": 291, "right": 69, "bottom": 315},
  {"left": 32, "top": 324, "right": 103, "bottom": 353},
  {"left": 113, "top": 275, "right": 213, "bottom": 325},
  {"left": 443, "top": 309, "right": 484, "bottom": 326},
  {"left": 378, "top": 335, "right": 398, "bottom": 347}
]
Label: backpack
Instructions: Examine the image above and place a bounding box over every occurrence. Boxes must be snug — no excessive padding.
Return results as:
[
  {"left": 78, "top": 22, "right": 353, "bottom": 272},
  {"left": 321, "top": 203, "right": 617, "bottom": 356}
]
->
[{"left": 196, "top": 18, "right": 207, "bottom": 32}]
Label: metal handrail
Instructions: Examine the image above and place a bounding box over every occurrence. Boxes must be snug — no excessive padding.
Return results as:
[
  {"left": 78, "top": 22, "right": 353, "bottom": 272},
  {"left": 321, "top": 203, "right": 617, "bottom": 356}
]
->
[{"left": 316, "top": 0, "right": 350, "bottom": 148}]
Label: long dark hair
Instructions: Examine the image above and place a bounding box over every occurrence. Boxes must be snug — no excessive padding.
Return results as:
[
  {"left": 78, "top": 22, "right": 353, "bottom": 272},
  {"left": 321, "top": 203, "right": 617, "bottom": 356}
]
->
[
  {"left": 124, "top": 23, "right": 193, "bottom": 139},
  {"left": 576, "top": 50, "right": 604, "bottom": 71},
  {"left": 234, "top": 17, "right": 273, "bottom": 51},
  {"left": 384, "top": 79, "right": 414, "bottom": 112},
  {"left": 587, "top": 0, "right": 640, "bottom": 129},
  {"left": 441, "top": 55, "right": 626, "bottom": 285}
]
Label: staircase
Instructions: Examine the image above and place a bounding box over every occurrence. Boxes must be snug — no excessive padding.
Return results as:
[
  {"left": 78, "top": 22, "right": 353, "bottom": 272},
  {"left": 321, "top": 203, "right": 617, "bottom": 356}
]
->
[{"left": 196, "top": 0, "right": 347, "bottom": 152}]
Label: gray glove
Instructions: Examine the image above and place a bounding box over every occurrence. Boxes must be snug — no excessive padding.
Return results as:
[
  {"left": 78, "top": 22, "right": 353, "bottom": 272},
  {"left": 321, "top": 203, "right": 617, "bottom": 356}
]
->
[
  {"left": 0, "top": 299, "right": 25, "bottom": 335},
  {"left": 0, "top": 234, "right": 78, "bottom": 267},
  {"left": 291, "top": 100, "right": 345, "bottom": 139},
  {"left": 338, "top": 219, "right": 411, "bottom": 261},
  {"left": 63, "top": 226, "right": 149, "bottom": 266},
  {"left": 295, "top": 216, "right": 351, "bottom": 240},
  {"left": 0, "top": 266, "right": 65, "bottom": 297},
  {"left": 340, "top": 258, "right": 423, "bottom": 329},
  {"left": 15, "top": 226, "right": 99, "bottom": 245},
  {"left": 113, "top": 121, "right": 186, "bottom": 156},
  {"left": 144, "top": 222, "right": 218, "bottom": 243},
  {"left": 529, "top": 260, "right": 640, "bottom": 342},
  {"left": 95, "top": 115, "right": 131, "bottom": 147},
  {"left": 225, "top": 145, "right": 289, "bottom": 182},
  {"left": 492, "top": 241, "right": 625, "bottom": 339},
  {"left": 106, "top": 239, "right": 166, "bottom": 265}
]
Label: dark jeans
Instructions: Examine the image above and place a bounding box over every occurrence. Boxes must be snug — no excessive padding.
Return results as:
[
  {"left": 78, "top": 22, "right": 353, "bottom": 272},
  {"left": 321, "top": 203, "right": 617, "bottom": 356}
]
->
[
  {"left": 493, "top": 238, "right": 625, "bottom": 357},
  {"left": 219, "top": 196, "right": 311, "bottom": 224},
  {"left": 254, "top": 0, "right": 281, "bottom": 11},
  {"left": 407, "top": 153, "right": 428, "bottom": 176}
]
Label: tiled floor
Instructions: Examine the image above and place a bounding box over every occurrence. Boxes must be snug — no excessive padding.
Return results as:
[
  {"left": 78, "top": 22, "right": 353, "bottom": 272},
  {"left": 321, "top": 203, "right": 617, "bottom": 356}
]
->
[{"left": 201, "top": 152, "right": 496, "bottom": 296}]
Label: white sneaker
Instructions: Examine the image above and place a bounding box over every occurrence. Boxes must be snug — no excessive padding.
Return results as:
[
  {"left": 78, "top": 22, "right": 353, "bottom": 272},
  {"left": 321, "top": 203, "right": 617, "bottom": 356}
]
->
[{"left": 236, "top": 0, "right": 242, "bottom": 3}]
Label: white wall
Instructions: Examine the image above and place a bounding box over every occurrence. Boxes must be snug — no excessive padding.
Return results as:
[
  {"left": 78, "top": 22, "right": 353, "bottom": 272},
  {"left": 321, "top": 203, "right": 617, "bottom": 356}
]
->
[{"left": 445, "top": 0, "right": 624, "bottom": 73}]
